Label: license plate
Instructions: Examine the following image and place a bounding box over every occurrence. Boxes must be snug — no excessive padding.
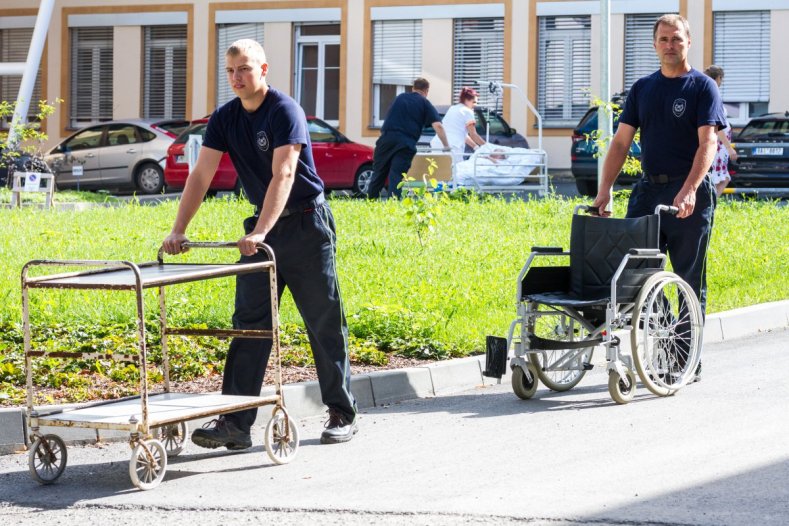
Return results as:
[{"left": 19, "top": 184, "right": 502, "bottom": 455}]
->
[
  {"left": 176, "top": 155, "right": 186, "bottom": 164},
  {"left": 753, "top": 147, "right": 783, "bottom": 156}
]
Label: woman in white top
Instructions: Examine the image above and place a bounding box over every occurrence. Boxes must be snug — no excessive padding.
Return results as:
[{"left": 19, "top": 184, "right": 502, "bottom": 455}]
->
[
  {"left": 430, "top": 87, "right": 487, "bottom": 164},
  {"left": 704, "top": 65, "right": 738, "bottom": 196}
]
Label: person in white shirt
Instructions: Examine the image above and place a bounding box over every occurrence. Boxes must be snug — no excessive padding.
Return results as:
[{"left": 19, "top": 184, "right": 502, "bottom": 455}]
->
[{"left": 431, "top": 87, "right": 486, "bottom": 164}]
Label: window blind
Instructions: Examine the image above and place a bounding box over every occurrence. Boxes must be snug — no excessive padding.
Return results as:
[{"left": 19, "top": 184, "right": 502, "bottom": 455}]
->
[
  {"left": 0, "top": 27, "right": 43, "bottom": 124},
  {"left": 143, "top": 25, "right": 187, "bottom": 119},
  {"left": 713, "top": 11, "right": 770, "bottom": 103},
  {"left": 372, "top": 20, "right": 421, "bottom": 86},
  {"left": 624, "top": 14, "right": 662, "bottom": 91},
  {"left": 70, "top": 27, "right": 113, "bottom": 128},
  {"left": 453, "top": 18, "right": 504, "bottom": 108}
]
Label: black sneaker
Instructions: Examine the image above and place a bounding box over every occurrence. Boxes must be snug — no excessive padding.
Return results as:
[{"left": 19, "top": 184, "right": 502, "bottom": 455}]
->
[
  {"left": 320, "top": 408, "right": 358, "bottom": 444},
  {"left": 191, "top": 416, "right": 252, "bottom": 450}
]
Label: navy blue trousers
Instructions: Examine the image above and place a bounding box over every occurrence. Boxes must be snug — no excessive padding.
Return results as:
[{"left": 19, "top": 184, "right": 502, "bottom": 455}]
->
[
  {"left": 368, "top": 133, "right": 416, "bottom": 198},
  {"left": 222, "top": 202, "right": 356, "bottom": 431},
  {"left": 626, "top": 175, "right": 716, "bottom": 317}
]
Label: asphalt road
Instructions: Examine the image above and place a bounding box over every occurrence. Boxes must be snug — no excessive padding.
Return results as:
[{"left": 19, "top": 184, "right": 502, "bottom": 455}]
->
[{"left": 1, "top": 328, "right": 787, "bottom": 525}]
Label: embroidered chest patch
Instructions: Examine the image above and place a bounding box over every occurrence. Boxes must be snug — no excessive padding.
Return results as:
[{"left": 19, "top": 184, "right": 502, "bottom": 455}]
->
[
  {"left": 256, "top": 131, "right": 270, "bottom": 152},
  {"left": 672, "top": 98, "right": 687, "bottom": 118}
]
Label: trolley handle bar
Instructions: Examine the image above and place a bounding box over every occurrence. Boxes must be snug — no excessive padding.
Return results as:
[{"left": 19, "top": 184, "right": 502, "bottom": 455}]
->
[{"left": 157, "top": 240, "right": 276, "bottom": 264}]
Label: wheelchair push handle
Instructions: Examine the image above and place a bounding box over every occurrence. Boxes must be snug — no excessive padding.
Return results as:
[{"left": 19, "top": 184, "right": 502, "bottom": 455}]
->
[{"left": 654, "top": 205, "right": 679, "bottom": 216}]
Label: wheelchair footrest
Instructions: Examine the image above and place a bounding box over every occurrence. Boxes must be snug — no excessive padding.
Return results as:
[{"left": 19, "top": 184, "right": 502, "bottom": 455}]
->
[
  {"left": 483, "top": 336, "right": 508, "bottom": 379},
  {"left": 528, "top": 334, "right": 603, "bottom": 351}
]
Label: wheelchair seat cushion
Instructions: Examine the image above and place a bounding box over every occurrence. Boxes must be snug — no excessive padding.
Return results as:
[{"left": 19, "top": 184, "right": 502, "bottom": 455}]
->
[{"left": 524, "top": 291, "right": 609, "bottom": 308}]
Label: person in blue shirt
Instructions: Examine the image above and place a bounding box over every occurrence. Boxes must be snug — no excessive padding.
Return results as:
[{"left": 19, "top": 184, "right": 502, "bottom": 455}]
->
[
  {"left": 367, "top": 78, "right": 450, "bottom": 198},
  {"left": 593, "top": 14, "right": 725, "bottom": 380},
  {"left": 162, "top": 39, "right": 357, "bottom": 448}
]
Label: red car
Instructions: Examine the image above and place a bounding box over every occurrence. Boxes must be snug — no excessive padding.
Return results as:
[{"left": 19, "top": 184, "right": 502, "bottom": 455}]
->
[{"left": 164, "top": 117, "right": 374, "bottom": 195}]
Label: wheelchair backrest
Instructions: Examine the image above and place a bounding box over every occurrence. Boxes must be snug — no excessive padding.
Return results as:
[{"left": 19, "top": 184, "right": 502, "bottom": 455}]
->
[{"left": 569, "top": 214, "right": 659, "bottom": 300}]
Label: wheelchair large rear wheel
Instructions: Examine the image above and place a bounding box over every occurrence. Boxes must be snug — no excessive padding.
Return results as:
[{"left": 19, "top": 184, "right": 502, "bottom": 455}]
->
[
  {"left": 631, "top": 271, "right": 702, "bottom": 396},
  {"left": 529, "top": 313, "right": 593, "bottom": 392}
]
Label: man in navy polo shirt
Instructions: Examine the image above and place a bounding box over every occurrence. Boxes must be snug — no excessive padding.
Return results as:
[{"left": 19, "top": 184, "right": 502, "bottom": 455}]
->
[
  {"left": 163, "top": 39, "right": 357, "bottom": 448},
  {"left": 368, "top": 77, "right": 450, "bottom": 198},
  {"left": 593, "top": 15, "right": 725, "bottom": 380}
]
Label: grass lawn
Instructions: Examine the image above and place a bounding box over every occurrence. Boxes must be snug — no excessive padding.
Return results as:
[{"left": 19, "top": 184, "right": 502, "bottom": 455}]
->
[{"left": 0, "top": 191, "right": 786, "bottom": 404}]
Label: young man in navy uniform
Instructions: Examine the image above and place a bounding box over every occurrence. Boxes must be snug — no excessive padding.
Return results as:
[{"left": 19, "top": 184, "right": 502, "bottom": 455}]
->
[
  {"left": 163, "top": 39, "right": 357, "bottom": 448},
  {"left": 593, "top": 14, "right": 725, "bottom": 378}
]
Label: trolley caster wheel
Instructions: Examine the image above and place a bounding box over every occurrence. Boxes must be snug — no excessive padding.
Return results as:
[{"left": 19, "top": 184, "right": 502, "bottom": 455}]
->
[
  {"left": 608, "top": 369, "right": 637, "bottom": 405},
  {"left": 264, "top": 410, "right": 300, "bottom": 465},
  {"left": 511, "top": 363, "right": 539, "bottom": 400},
  {"left": 28, "top": 434, "right": 67, "bottom": 485},
  {"left": 129, "top": 439, "right": 167, "bottom": 490},
  {"left": 156, "top": 422, "right": 188, "bottom": 457}
]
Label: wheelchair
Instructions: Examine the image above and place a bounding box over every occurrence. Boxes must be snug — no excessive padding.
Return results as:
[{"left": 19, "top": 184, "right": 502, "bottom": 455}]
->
[{"left": 484, "top": 205, "right": 703, "bottom": 404}]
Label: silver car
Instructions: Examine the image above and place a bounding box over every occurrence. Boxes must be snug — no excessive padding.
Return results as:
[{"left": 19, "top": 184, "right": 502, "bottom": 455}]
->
[{"left": 45, "top": 119, "right": 188, "bottom": 194}]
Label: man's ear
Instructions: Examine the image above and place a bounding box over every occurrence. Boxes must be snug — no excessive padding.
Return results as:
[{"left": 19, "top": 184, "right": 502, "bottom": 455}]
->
[{"left": 260, "top": 62, "right": 269, "bottom": 78}]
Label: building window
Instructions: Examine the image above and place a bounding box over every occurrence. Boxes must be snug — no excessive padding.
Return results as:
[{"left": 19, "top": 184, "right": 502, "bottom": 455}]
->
[
  {"left": 295, "top": 24, "right": 340, "bottom": 125},
  {"left": 453, "top": 18, "right": 504, "bottom": 109},
  {"left": 69, "top": 27, "right": 113, "bottom": 128},
  {"left": 216, "top": 23, "right": 264, "bottom": 108},
  {"left": 623, "top": 13, "right": 662, "bottom": 92},
  {"left": 143, "top": 25, "right": 187, "bottom": 120},
  {"left": 713, "top": 11, "right": 770, "bottom": 125},
  {"left": 0, "top": 27, "right": 43, "bottom": 127},
  {"left": 537, "top": 16, "right": 591, "bottom": 126},
  {"left": 371, "top": 19, "right": 421, "bottom": 127}
]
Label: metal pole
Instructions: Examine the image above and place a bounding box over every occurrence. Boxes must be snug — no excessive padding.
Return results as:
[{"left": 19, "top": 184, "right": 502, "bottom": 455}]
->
[
  {"left": 7, "top": 0, "right": 56, "bottom": 148},
  {"left": 598, "top": 0, "right": 613, "bottom": 209}
]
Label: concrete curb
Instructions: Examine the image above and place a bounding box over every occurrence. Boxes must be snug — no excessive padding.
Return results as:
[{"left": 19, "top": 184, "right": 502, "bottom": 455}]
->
[{"left": 2, "top": 300, "right": 787, "bottom": 455}]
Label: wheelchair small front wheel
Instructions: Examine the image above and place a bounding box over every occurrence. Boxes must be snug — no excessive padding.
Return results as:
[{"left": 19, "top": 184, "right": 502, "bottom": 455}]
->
[
  {"left": 608, "top": 369, "right": 636, "bottom": 404},
  {"left": 511, "top": 363, "right": 539, "bottom": 400}
]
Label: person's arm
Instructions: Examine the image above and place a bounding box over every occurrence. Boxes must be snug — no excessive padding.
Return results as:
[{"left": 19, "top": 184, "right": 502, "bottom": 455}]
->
[
  {"left": 465, "top": 121, "right": 486, "bottom": 149},
  {"left": 717, "top": 129, "right": 738, "bottom": 161},
  {"left": 591, "top": 123, "right": 637, "bottom": 216},
  {"left": 237, "top": 143, "right": 301, "bottom": 256},
  {"left": 673, "top": 125, "right": 717, "bottom": 219},
  {"left": 162, "top": 146, "right": 223, "bottom": 254}
]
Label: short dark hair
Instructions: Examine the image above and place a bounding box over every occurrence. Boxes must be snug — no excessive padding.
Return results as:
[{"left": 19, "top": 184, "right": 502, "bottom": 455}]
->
[
  {"left": 458, "top": 86, "right": 479, "bottom": 104},
  {"left": 653, "top": 14, "right": 691, "bottom": 41},
  {"left": 704, "top": 65, "right": 724, "bottom": 81},
  {"left": 413, "top": 78, "right": 430, "bottom": 91}
]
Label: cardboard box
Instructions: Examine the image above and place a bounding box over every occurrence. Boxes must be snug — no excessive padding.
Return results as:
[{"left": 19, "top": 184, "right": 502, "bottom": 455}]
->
[{"left": 406, "top": 153, "right": 453, "bottom": 182}]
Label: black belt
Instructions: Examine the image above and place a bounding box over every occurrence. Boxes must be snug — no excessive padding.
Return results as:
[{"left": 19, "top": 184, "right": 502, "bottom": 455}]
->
[
  {"left": 644, "top": 173, "right": 685, "bottom": 184},
  {"left": 254, "top": 193, "right": 325, "bottom": 219}
]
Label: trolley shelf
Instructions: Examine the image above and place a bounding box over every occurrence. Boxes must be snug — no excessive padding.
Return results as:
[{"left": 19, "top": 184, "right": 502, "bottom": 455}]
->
[{"left": 31, "top": 392, "right": 280, "bottom": 431}]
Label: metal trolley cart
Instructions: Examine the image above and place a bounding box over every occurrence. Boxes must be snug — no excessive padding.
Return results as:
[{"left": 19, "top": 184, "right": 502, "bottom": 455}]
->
[{"left": 21, "top": 242, "right": 299, "bottom": 490}]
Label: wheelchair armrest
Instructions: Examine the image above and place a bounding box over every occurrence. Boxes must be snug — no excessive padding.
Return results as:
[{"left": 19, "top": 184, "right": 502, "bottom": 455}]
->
[
  {"left": 628, "top": 248, "right": 661, "bottom": 257},
  {"left": 531, "top": 246, "right": 564, "bottom": 254}
]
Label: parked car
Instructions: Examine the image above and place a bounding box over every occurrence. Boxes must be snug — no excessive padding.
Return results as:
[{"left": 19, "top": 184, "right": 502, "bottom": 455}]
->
[
  {"left": 571, "top": 100, "right": 642, "bottom": 197},
  {"left": 417, "top": 105, "right": 530, "bottom": 150},
  {"left": 165, "top": 116, "right": 375, "bottom": 195},
  {"left": 164, "top": 119, "right": 240, "bottom": 195},
  {"left": 44, "top": 118, "right": 189, "bottom": 194},
  {"left": 728, "top": 112, "right": 789, "bottom": 188}
]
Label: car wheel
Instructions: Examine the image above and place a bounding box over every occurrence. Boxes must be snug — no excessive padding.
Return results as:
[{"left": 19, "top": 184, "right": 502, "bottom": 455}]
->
[
  {"left": 575, "top": 179, "right": 597, "bottom": 197},
  {"left": 353, "top": 164, "right": 374, "bottom": 196},
  {"left": 135, "top": 163, "right": 164, "bottom": 194}
]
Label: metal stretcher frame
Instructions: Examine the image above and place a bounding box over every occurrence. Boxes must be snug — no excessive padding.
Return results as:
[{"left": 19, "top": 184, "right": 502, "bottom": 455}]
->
[{"left": 21, "top": 242, "right": 298, "bottom": 488}]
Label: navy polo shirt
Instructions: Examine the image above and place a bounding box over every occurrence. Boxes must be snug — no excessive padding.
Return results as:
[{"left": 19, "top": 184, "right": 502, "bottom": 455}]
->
[
  {"left": 620, "top": 68, "right": 725, "bottom": 177},
  {"left": 381, "top": 91, "right": 441, "bottom": 144},
  {"left": 203, "top": 88, "right": 323, "bottom": 207}
]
